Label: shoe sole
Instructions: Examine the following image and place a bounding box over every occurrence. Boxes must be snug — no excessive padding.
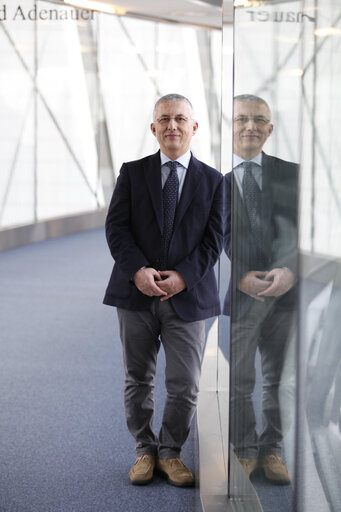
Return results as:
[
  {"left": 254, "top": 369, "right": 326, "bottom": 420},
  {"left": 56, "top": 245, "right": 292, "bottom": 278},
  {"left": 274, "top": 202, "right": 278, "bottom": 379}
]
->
[
  {"left": 156, "top": 468, "right": 194, "bottom": 487},
  {"left": 130, "top": 476, "right": 154, "bottom": 486},
  {"left": 264, "top": 477, "right": 291, "bottom": 485},
  {"left": 262, "top": 470, "right": 291, "bottom": 485}
]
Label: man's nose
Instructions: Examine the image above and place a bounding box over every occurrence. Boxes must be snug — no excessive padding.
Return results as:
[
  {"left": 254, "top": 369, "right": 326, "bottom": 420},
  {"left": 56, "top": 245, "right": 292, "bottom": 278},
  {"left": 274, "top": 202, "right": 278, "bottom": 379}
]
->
[
  {"left": 245, "top": 118, "right": 257, "bottom": 129},
  {"left": 166, "top": 117, "right": 177, "bottom": 129}
]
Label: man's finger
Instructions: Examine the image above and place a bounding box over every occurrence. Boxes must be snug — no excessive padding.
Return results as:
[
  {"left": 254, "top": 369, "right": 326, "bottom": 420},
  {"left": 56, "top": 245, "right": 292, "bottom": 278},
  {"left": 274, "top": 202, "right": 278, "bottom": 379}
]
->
[
  {"left": 152, "top": 285, "right": 167, "bottom": 296},
  {"left": 251, "top": 294, "right": 265, "bottom": 302},
  {"left": 258, "top": 281, "right": 278, "bottom": 296},
  {"left": 160, "top": 294, "right": 173, "bottom": 302}
]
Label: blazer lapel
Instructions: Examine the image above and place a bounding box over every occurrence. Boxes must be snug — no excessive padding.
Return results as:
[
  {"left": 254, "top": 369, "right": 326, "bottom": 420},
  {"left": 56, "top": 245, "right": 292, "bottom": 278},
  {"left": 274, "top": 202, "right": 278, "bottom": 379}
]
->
[
  {"left": 173, "top": 154, "right": 203, "bottom": 231},
  {"left": 144, "top": 151, "right": 163, "bottom": 233},
  {"left": 261, "top": 152, "right": 274, "bottom": 227}
]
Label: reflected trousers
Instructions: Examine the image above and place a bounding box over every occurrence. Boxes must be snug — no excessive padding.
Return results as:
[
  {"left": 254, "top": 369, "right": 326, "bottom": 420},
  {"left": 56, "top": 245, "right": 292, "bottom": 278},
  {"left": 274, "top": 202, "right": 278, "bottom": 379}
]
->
[
  {"left": 230, "top": 299, "right": 295, "bottom": 459},
  {"left": 117, "top": 299, "right": 205, "bottom": 459}
]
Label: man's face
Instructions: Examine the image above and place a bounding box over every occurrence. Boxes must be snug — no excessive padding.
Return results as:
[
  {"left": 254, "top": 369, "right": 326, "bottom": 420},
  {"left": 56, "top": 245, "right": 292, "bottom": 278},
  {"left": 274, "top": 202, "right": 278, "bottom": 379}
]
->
[
  {"left": 233, "top": 101, "right": 273, "bottom": 159},
  {"left": 151, "top": 100, "right": 198, "bottom": 159}
]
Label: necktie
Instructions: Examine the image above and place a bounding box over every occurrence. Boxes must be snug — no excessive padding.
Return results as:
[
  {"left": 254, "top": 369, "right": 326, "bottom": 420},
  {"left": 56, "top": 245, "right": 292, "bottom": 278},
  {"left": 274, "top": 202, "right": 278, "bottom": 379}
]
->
[
  {"left": 242, "top": 161, "right": 262, "bottom": 248},
  {"left": 161, "top": 161, "right": 179, "bottom": 269}
]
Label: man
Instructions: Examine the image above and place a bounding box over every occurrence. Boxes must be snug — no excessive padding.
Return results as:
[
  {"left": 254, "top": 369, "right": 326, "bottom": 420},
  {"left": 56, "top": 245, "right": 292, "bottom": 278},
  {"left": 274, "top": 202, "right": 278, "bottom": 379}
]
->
[
  {"left": 104, "top": 94, "right": 224, "bottom": 487},
  {"left": 224, "top": 94, "right": 298, "bottom": 484}
]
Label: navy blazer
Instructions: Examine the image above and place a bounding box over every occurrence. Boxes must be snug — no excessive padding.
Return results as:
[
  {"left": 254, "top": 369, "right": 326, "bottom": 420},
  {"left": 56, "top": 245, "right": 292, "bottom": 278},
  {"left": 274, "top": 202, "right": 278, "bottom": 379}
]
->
[
  {"left": 223, "top": 152, "right": 299, "bottom": 317},
  {"left": 103, "top": 151, "right": 224, "bottom": 322}
]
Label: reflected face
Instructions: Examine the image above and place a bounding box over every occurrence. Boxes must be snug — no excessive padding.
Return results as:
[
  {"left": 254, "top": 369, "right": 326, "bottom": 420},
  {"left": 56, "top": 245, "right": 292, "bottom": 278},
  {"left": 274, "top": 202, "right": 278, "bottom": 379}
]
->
[
  {"left": 233, "top": 101, "right": 273, "bottom": 159},
  {"left": 151, "top": 100, "right": 198, "bottom": 159}
]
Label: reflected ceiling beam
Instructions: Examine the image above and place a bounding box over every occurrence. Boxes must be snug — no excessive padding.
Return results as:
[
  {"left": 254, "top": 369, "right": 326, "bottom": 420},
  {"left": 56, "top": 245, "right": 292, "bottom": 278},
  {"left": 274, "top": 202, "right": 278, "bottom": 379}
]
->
[
  {"left": 235, "top": 0, "right": 304, "bottom": 5},
  {"left": 47, "top": 0, "right": 228, "bottom": 29}
]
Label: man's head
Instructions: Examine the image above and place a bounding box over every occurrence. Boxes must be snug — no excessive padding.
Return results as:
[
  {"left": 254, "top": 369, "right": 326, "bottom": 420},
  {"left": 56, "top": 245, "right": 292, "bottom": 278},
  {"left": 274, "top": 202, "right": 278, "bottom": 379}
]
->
[
  {"left": 233, "top": 94, "right": 273, "bottom": 160},
  {"left": 151, "top": 94, "right": 198, "bottom": 160}
]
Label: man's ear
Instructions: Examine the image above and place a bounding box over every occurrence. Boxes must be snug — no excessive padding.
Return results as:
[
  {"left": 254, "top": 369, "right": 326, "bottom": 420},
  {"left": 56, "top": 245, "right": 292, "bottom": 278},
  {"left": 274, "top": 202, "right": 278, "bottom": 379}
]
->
[
  {"left": 192, "top": 122, "right": 199, "bottom": 135},
  {"left": 150, "top": 122, "right": 156, "bottom": 136},
  {"left": 268, "top": 123, "right": 274, "bottom": 136}
]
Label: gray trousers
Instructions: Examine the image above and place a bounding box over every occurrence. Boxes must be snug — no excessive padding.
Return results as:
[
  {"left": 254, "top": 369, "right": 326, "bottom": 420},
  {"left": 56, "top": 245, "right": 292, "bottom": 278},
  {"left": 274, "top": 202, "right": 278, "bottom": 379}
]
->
[
  {"left": 117, "top": 299, "right": 205, "bottom": 459},
  {"left": 230, "top": 299, "right": 295, "bottom": 459}
]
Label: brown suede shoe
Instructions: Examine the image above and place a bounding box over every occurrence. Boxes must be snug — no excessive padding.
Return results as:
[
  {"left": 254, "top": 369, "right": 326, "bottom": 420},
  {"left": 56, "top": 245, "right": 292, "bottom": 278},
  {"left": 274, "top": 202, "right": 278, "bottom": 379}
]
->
[
  {"left": 238, "top": 457, "right": 258, "bottom": 478},
  {"left": 260, "top": 455, "right": 291, "bottom": 485},
  {"left": 129, "top": 454, "right": 156, "bottom": 485},
  {"left": 156, "top": 458, "right": 194, "bottom": 487}
]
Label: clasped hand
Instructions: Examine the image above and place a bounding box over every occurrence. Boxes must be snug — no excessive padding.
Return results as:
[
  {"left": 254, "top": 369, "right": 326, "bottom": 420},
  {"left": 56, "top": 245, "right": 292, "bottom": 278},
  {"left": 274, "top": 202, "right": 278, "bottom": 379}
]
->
[
  {"left": 238, "top": 268, "right": 295, "bottom": 302},
  {"left": 133, "top": 267, "right": 186, "bottom": 301}
]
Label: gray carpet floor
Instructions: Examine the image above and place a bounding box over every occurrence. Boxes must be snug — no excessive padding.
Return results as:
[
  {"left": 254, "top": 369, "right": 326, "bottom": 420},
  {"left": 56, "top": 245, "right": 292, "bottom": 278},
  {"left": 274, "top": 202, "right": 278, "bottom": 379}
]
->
[{"left": 0, "top": 229, "right": 200, "bottom": 512}]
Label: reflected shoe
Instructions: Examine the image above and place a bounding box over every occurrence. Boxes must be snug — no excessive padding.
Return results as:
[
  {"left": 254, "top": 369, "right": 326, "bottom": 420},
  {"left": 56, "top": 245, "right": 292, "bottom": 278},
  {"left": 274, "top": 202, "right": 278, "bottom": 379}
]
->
[
  {"left": 238, "top": 457, "right": 258, "bottom": 478},
  {"left": 260, "top": 455, "right": 291, "bottom": 485},
  {"left": 129, "top": 454, "right": 156, "bottom": 485},
  {"left": 156, "top": 458, "right": 194, "bottom": 487}
]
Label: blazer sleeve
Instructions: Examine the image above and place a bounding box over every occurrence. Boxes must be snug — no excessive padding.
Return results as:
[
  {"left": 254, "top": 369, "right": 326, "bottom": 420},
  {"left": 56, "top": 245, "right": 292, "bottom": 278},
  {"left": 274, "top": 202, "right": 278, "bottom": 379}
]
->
[
  {"left": 174, "top": 174, "right": 224, "bottom": 291},
  {"left": 105, "top": 164, "right": 150, "bottom": 279},
  {"left": 224, "top": 173, "right": 232, "bottom": 259}
]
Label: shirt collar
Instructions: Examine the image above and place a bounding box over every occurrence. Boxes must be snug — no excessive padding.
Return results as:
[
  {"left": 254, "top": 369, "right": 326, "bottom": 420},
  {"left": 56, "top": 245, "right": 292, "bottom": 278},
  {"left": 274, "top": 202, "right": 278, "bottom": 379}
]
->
[
  {"left": 160, "top": 150, "right": 191, "bottom": 169},
  {"left": 233, "top": 152, "right": 262, "bottom": 169}
]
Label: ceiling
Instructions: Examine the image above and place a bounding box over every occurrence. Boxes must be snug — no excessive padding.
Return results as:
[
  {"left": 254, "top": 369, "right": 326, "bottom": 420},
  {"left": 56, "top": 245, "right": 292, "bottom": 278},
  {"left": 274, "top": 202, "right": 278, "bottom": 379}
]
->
[
  {"left": 50, "top": 0, "right": 234, "bottom": 29},
  {"left": 47, "top": 1, "right": 305, "bottom": 28}
]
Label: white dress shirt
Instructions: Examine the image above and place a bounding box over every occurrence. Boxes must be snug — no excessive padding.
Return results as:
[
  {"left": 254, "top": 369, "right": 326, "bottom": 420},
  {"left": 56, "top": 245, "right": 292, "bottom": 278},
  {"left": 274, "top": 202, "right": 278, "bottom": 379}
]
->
[
  {"left": 233, "top": 153, "right": 263, "bottom": 198},
  {"left": 160, "top": 150, "right": 191, "bottom": 201}
]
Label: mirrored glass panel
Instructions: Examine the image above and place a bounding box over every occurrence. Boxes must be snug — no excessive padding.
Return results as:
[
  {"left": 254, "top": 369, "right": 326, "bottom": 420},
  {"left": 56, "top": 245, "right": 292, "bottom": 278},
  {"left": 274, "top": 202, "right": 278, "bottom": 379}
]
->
[
  {"left": 222, "top": 1, "right": 302, "bottom": 509},
  {"left": 296, "top": 0, "right": 341, "bottom": 510}
]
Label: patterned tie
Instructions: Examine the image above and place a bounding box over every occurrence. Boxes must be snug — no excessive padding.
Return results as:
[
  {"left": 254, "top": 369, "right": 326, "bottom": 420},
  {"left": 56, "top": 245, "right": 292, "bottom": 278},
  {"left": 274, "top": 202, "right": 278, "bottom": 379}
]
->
[
  {"left": 161, "top": 161, "right": 179, "bottom": 269},
  {"left": 242, "top": 161, "right": 262, "bottom": 248}
]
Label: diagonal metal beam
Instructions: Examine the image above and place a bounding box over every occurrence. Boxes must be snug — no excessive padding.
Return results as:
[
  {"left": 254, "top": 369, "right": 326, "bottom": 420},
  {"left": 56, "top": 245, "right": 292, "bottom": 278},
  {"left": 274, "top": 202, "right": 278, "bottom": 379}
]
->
[
  {"left": 0, "top": 19, "right": 100, "bottom": 207},
  {"left": 196, "top": 30, "right": 222, "bottom": 168},
  {"left": 255, "top": 27, "right": 303, "bottom": 97},
  {"left": 76, "top": 17, "right": 115, "bottom": 200},
  {"left": 117, "top": 17, "right": 162, "bottom": 97},
  {"left": 302, "top": 10, "right": 341, "bottom": 76},
  {"left": 0, "top": 90, "right": 35, "bottom": 226},
  {"left": 301, "top": 5, "right": 341, "bottom": 234}
]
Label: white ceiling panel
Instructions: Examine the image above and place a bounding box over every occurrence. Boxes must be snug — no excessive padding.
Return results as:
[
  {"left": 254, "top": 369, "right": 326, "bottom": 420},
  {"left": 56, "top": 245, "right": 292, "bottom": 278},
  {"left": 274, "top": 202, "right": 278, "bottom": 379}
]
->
[{"left": 49, "top": 0, "right": 233, "bottom": 28}]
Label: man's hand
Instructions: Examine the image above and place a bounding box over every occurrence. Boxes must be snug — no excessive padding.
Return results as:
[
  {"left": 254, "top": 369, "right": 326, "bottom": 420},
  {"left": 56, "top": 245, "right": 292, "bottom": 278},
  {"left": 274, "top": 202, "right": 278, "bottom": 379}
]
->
[
  {"left": 238, "top": 271, "right": 271, "bottom": 302},
  {"left": 133, "top": 267, "right": 167, "bottom": 297},
  {"left": 157, "top": 270, "right": 186, "bottom": 301},
  {"left": 257, "top": 268, "right": 295, "bottom": 298}
]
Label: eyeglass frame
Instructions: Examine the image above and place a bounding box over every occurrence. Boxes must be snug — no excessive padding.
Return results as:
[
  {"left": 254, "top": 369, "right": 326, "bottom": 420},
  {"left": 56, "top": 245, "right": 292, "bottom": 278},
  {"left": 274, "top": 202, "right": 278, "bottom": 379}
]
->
[
  {"left": 155, "top": 115, "right": 193, "bottom": 125},
  {"left": 233, "top": 115, "right": 271, "bottom": 126}
]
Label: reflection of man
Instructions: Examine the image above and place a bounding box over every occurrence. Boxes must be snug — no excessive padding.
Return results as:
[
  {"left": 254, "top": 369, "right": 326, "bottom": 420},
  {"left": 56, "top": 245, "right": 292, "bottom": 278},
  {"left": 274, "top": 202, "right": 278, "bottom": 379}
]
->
[
  {"left": 104, "top": 94, "right": 223, "bottom": 487},
  {"left": 224, "top": 95, "right": 298, "bottom": 484}
]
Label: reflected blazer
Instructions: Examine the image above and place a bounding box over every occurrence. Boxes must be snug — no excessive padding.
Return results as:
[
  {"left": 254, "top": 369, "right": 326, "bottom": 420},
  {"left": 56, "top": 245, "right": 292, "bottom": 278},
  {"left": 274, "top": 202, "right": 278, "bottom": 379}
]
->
[
  {"left": 223, "top": 152, "right": 299, "bottom": 316},
  {"left": 103, "top": 150, "right": 224, "bottom": 322}
]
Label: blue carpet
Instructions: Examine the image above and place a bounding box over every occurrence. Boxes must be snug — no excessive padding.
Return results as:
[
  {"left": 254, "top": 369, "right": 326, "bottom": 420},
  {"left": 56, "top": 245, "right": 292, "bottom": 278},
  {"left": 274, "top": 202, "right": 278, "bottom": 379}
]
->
[{"left": 0, "top": 229, "right": 200, "bottom": 512}]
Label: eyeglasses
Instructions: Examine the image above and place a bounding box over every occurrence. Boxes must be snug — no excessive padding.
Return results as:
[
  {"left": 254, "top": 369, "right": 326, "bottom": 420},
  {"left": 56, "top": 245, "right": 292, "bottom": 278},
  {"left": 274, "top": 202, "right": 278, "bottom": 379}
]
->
[
  {"left": 234, "top": 116, "right": 270, "bottom": 126},
  {"left": 156, "top": 115, "right": 191, "bottom": 125}
]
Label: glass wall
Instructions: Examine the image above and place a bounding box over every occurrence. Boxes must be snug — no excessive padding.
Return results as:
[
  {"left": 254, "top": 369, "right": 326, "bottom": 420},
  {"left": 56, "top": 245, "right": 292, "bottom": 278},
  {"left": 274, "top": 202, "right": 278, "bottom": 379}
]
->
[
  {"left": 297, "top": 0, "right": 341, "bottom": 510},
  {"left": 0, "top": 0, "right": 222, "bottom": 230},
  {"left": 224, "top": 2, "right": 301, "bottom": 510},
  {"left": 221, "top": 0, "right": 341, "bottom": 511}
]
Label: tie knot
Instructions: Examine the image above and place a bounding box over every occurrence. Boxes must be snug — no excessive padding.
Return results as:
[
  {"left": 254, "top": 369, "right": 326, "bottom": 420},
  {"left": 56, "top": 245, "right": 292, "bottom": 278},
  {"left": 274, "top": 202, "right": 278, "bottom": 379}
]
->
[
  {"left": 166, "top": 161, "right": 178, "bottom": 173},
  {"left": 243, "top": 161, "right": 253, "bottom": 174}
]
